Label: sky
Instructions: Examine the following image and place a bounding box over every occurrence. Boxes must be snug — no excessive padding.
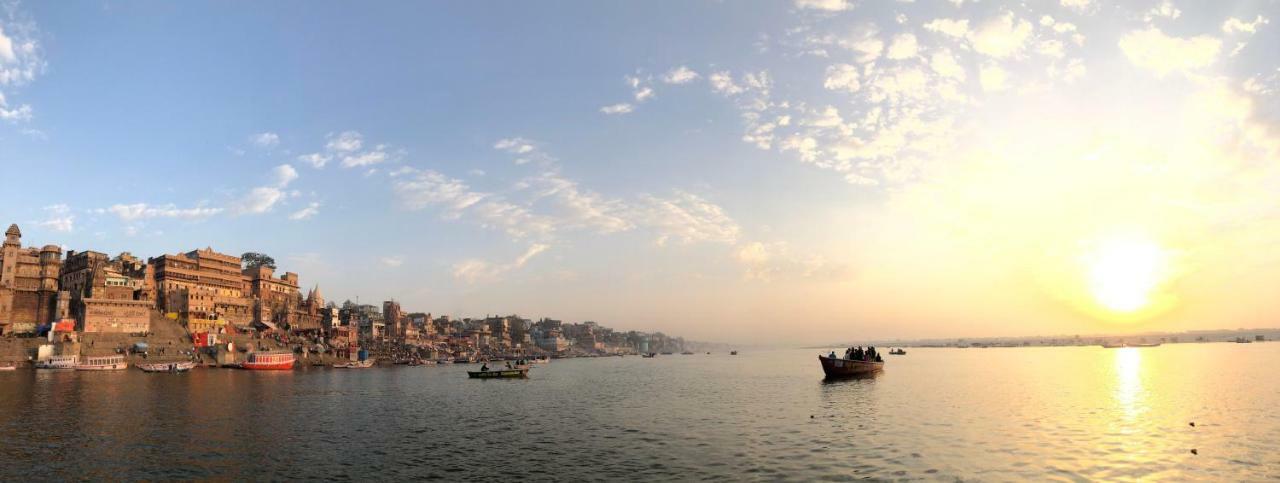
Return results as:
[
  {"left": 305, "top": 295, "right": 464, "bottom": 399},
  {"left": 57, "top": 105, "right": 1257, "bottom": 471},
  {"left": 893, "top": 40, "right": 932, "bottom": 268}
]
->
[{"left": 1, "top": 0, "right": 1279, "bottom": 345}]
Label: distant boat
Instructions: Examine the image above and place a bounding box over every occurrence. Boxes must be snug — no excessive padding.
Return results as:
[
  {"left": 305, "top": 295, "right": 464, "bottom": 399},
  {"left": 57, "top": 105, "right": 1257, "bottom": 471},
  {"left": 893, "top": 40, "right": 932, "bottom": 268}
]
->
[
  {"left": 334, "top": 359, "right": 375, "bottom": 369},
  {"left": 0, "top": 364, "right": 18, "bottom": 371},
  {"left": 660, "top": 352, "right": 673, "bottom": 355},
  {"left": 530, "top": 356, "right": 551, "bottom": 364},
  {"left": 1102, "top": 341, "right": 1161, "bottom": 348},
  {"left": 681, "top": 351, "right": 694, "bottom": 355},
  {"left": 889, "top": 348, "right": 906, "bottom": 355},
  {"left": 467, "top": 368, "right": 528, "bottom": 379},
  {"left": 1234, "top": 337, "right": 1253, "bottom": 344},
  {"left": 818, "top": 354, "right": 883, "bottom": 378},
  {"left": 139, "top": 361, "right": 196, "bottom": 373},
  {"left": 730, "top": 351, "right": 738, "bottom": 355},
  {"left": 36, "top": 355, "right": 78, "bottom": 370},
  {"left": 240, "top": 352, "right": 296, "bottom": 370},
  {"left": 76, "top": 355, "right": 128, "bottom": 371},
  {"left": 642, "top": 353, "right": 657, "bottom": 358}
]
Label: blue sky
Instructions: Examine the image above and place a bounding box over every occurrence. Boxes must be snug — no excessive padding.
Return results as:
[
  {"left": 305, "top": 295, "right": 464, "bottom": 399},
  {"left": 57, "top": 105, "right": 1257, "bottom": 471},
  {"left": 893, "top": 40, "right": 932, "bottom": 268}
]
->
[{"left": 2, "top": 1, "right": 1279, "bottom": 344}]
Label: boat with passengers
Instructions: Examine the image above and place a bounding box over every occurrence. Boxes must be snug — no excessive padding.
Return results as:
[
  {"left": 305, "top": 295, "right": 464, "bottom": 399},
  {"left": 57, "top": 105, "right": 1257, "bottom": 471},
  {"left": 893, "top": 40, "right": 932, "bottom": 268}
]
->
[{"left": 818, "top": 347, "right": 884, "bottom": 378}]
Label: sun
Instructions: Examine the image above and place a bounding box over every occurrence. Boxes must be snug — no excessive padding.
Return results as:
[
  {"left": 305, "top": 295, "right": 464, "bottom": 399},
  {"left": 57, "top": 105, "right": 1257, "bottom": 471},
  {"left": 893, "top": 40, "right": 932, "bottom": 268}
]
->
[{"left": 1083, "top": 235, "right": 1171, "bottom": 314}]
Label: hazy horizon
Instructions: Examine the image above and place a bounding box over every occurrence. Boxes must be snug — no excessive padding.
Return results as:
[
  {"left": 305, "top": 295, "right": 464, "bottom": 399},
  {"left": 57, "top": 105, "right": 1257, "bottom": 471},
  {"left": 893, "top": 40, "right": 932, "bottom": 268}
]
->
[{"left": 3, "top": 1, "right": 1279, "bottom": 345}]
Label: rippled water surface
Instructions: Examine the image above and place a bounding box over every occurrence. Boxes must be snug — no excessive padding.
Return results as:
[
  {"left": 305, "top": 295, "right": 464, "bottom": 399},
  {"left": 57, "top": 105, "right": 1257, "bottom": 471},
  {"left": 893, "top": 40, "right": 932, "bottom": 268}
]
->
[{"left": 1, "top": 344, "right": 1278, "bottom": 480}]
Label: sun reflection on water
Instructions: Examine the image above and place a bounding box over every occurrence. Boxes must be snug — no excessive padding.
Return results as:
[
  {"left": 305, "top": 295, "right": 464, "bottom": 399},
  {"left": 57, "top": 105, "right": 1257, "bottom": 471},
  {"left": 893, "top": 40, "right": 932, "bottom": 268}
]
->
[{"left": 1112, "top": 347, "right": 1148, "bottom": 425}]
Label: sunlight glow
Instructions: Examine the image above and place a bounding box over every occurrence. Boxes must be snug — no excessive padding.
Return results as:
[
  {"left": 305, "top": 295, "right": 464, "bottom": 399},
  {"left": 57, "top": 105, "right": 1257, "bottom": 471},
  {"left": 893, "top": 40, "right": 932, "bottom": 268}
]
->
[{"left": 1085, "top": 236, "right": 1170, "bottom": 314}]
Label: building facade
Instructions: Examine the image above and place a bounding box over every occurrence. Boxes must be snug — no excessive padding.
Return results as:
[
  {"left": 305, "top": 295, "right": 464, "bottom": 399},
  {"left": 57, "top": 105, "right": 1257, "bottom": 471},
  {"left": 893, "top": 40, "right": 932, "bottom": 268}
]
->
[
  {"left": 61, "top": 250, "right": 153, "bottom": 333},
  {"left": 151, "top": 248, "right": 252, "bottom": 333},
  {"left": 0, "top": 225, "right": 65, "bottom": 334}
]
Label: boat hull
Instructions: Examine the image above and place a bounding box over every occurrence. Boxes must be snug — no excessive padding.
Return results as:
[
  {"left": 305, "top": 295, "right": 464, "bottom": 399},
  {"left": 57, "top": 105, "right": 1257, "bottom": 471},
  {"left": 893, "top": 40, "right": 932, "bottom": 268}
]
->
[
  {"left": 467, "top": 369, "right": 528, "bottom": 379},
  {"left": 333, "top": 360, "right": 375, "bottom": 369},
  {"left": 76, "top": 363, "right": 128, "bottom": 371},
  {"left": 818, "top": 355, "right": 883, "bottom": 378},
  {"left": 139, "top": 362, "right": 196, "bottom": 373},
  {"left": 242, "top": 361, "right": 295, "bottom": 370}
]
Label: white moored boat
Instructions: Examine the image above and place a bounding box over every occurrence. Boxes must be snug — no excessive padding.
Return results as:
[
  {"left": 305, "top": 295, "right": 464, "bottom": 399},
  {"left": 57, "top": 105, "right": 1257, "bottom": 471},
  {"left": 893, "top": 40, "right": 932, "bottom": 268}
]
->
[
  {"left": 138, "top": 361, "right": 196, "bottom": 373},
  {"left": 76, "top": 355, "right": 128, "bottom": 371},
  {"left": 35, "top": 355, "right": 78, "bottom": 369}
]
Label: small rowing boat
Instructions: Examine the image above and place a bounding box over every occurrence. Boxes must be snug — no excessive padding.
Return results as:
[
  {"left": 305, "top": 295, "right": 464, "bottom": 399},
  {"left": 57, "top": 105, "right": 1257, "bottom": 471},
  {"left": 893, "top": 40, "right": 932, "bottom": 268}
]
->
[
  {"left": 467, "top": 368, "right": 528, "bottom": 379},
  {"left": 642, "top": 352, "right": 657, "bottom": 358},
  {"left": 333, "top": 359, "right": 375, "bottom": 369},
  {"left": 138, "top": 361, "right": 196, "bottom": 373},
  {"left": 889, "top": 348, "right": 906, "bottom": 355},
  {"left": 818, "top": 354, "right": 883, "bottom": 378}
]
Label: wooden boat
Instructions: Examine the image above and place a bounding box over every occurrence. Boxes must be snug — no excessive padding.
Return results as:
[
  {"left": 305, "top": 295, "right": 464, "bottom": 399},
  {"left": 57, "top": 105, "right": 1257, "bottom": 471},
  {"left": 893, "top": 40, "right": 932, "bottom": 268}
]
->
[
  {"left": 642, "top": 353, "right": 657, "bottom": 358},
  {"left": 467, "top": 368, "right": 528, "bottom": 379},
  {"left": 138, "top": 361, "right": 196, "bottom": 373},
  {"left": 889, "top": 348, "right": 906, "bottom": 355},
  {"left": 818, "top": 354, "right": 883, "bottom": 378},
  {"left": 76, "top": 355, "right": 128, "bottom": 371},
  {"left": 0, "top": 364, "right": 17, "bottom": 371},
  {"left": 334, "top": 359, "right": 375, "bottom": 369},
  {"left": 730, "top": 351, "right": 739, "bottom": 355},
  {"left": 681, "top": 351, "right": 694, "bottom": 355},
  {"left": 530, "top": 356, "right": 551, "bottom": 364},
  {"left": 35, "top": 355, "right": 79, "bottom": 370},
  {"left": 1102, "top": 341, "right": 1161, "bottom": 348},
  {"left": 240, "top": 352, "right": 296, "bottom": 370}
]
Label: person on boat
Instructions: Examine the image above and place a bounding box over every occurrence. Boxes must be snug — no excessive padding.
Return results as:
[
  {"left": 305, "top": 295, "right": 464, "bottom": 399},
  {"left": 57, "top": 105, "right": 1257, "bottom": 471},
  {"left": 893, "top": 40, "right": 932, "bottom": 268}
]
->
[
  {"left": 829, "top": 351, "right": 837, "bottom": 359},
  {"left": 866, "top": 346, "right": 876, "bottom": 360},
  {"left": 480, "top": 363, "right": 489, "bottom": 372},
  {"left": 505, "top": 361, "right": 512, "bottom": 369}
]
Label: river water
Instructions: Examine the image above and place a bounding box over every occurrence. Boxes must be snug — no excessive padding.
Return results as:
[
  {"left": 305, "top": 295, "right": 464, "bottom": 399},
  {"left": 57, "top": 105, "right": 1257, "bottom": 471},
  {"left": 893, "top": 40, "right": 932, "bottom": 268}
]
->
[{"left": 0, "top": 344, "right": 1277, "bottom": 481}]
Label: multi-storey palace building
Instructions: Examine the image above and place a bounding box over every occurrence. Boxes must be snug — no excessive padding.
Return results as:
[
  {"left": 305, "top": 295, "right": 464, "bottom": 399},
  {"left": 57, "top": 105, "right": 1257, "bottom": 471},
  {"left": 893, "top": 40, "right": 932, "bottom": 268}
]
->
[
  {"left": 151, "top": 248, "right": 253, "bottom": 333},
  {"left": 0, "top": 225, "right": 67, "bottom": 335}
]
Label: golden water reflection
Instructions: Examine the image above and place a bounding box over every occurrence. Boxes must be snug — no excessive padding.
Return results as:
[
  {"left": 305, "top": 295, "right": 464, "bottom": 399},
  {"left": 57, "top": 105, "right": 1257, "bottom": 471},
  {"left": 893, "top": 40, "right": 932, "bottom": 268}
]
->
[{"left": 1112, "top": 347, "right": 1147, "bottom": 424}]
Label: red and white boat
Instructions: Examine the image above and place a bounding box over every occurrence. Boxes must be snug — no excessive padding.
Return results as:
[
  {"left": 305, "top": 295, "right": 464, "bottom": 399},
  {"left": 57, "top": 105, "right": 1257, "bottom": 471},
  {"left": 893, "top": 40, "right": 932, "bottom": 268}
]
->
[
  {"left": 76, "top": 355, "right": 128, "bottom": 371},
  {"left": 240, "top": 351, "right": 296, "bottom": 370}
]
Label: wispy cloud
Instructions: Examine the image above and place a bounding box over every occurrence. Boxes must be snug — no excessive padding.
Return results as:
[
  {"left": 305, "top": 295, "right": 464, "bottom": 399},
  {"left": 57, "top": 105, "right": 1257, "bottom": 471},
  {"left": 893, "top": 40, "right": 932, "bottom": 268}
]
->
[
  {"left": 599, "top": 103, "right": 634, "bottom": 115},
  {"left": 250, "top": 131, "right": 279, "bottom": 148},
  {"left": 97, "top": 203, "right": 224, "bottom": 222},
  {"left": 289, "top": 202, "right": 320, "bottom": 221},
  {"left": 36, "top": 204, "right": 74, "bottom": 232},
  {"left": 453, "top": 243, "right": 549, "bottom": 284}
]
